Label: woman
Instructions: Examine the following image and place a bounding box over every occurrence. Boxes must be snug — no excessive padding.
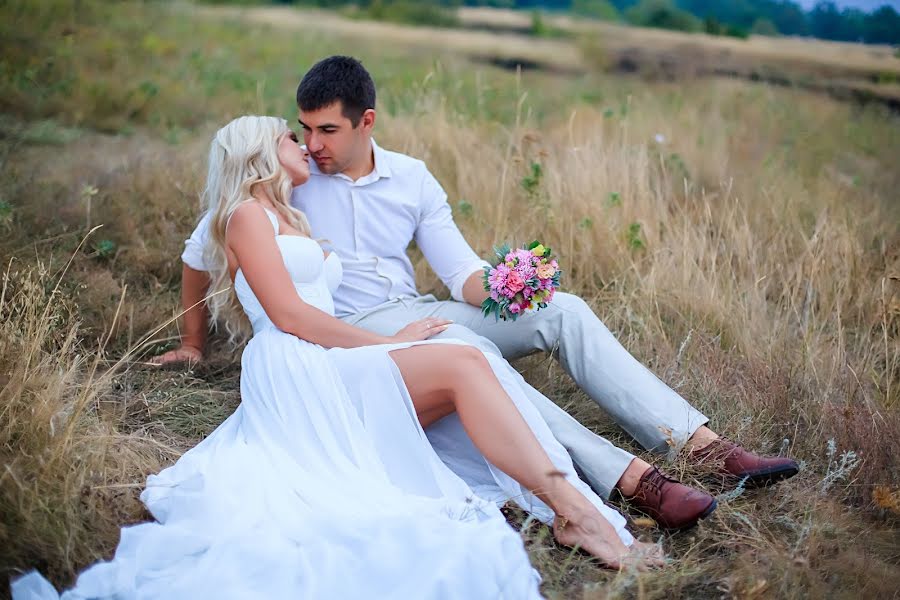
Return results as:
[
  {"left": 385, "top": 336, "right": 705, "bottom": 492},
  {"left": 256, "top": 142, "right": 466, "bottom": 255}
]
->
[{"left": 13, "top": 116, "right": 661, "bottom": 600}]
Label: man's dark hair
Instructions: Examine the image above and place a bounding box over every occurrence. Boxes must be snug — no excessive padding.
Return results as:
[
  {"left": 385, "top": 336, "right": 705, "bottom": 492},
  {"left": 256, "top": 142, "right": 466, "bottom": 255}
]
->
[{"left": 296, "top": 56, "right": 376, "bottom": 128}]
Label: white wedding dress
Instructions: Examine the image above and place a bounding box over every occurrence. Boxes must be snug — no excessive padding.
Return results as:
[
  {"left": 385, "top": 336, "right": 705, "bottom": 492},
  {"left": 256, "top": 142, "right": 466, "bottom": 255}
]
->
[{"left": 13, "top": 209, "right": 632, "bottom": 600}]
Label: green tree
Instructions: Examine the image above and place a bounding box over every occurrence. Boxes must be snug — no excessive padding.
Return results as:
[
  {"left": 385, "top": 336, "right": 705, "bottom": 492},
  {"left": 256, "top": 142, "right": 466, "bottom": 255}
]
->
[
  {"left": 365, "top": 0, "right": 459, "bottom": 28},
  {"left": 750, "top": 17, "right": 778, "bottom": 36},
  {"left": 863, "top": 6, "right": 900, "bottom": 45},
  {"left": 530, "top": 9, "right": 547, "bottom": 35},
  {"left": 572, "top": 0, "right": 620, "bottom": 21},
  {"left": 765, "top": 2, "right": 807, "bottom": 36},
  {"left": 626, "top": 0, "right": 700, "bottom": 32},
  {"left": 809, "top": 2, "right": 847, "bottom": 40},
  {"left": 703, "top": 16, "right": 723, "bottom": 34}
]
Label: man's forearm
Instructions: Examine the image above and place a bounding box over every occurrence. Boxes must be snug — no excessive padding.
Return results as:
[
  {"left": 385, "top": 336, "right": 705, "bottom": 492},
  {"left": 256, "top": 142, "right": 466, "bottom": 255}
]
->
[
  {"left": 180, "top": 264, "right": 210, "bottom": 351},
  {"left": 461, "top": 270, "right": 489, "bottom": 307}
]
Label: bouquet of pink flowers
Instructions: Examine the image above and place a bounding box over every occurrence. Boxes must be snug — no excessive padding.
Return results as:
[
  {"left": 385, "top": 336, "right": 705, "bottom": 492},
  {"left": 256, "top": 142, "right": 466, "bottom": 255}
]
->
[{"left": 481, "top": 241, "right": 561, "bottom": 322}]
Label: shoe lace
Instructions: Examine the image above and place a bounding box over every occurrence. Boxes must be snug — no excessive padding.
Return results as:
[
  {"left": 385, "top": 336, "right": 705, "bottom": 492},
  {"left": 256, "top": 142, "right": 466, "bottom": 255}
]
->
[{"left": 643, "top": 468, "right": 675, "bottom": 495}]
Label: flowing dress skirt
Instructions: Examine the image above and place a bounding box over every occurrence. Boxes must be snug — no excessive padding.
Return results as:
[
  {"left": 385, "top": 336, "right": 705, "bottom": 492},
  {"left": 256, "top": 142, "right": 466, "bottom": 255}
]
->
[{"left": 13, "top": 330, "right": 630, "bottom": 600}]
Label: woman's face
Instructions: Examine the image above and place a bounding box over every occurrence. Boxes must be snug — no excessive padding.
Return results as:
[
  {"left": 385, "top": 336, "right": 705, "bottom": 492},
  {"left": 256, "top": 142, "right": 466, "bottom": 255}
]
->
[{"left": 277, "top": 129, "right": 311, "bottom": 186}]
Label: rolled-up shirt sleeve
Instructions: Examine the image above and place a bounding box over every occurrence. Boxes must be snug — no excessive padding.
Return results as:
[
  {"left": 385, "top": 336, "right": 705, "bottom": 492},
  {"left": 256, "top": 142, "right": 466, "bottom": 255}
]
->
[
  {"left": 414, "top": 169, "right": 489, "bottom": 302},
  {"left": 181, "top": 211, "right": 212, "bottom": 272}
]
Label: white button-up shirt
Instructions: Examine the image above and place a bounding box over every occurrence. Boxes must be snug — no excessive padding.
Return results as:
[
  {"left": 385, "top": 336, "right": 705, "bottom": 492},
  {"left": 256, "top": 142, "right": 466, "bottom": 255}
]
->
[{"left": 181, "top": 140, "right": 489, "bottom": 318}]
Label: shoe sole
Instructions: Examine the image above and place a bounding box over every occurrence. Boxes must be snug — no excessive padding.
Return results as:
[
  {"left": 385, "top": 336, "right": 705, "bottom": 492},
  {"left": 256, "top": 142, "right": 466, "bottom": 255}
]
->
[
  {"left": 738, "top": 465, "right": 800, "bottom": 489},
  {"left": 663, "top": 498, "right": 718, "bottom": 532}
]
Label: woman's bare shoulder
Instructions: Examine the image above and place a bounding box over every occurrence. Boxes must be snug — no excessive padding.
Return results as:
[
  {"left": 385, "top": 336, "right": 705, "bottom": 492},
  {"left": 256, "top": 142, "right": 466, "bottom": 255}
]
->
[{"left": 226, "top": 201, "right": 271, "bottom": 238}]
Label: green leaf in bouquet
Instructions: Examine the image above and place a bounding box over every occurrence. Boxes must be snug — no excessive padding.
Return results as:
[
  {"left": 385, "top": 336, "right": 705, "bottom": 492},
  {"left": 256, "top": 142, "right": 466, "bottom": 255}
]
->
[
  {"left": 493, "top": 243, "right": 512, "bottom": 262},
  {"left": 481, "top": 265, "right": 493, "bottom": 291},
  {"left": 482, "top": 297, "right": 506, "bottom": 322}
]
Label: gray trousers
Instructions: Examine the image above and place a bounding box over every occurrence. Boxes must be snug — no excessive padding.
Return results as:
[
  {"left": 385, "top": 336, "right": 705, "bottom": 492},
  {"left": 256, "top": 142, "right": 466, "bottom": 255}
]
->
[{"left": 341, "top": 292, "right": 708, "bottom": 498}]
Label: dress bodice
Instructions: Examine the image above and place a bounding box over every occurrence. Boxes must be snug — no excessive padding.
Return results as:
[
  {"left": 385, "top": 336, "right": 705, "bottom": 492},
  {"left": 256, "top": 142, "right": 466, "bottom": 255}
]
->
[{"left": 234, "top": 208, "right": 342, "bottom": 334}]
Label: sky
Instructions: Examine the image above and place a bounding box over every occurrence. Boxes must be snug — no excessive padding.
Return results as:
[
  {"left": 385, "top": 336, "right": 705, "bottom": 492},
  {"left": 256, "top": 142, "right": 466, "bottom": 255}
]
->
[{"left": 795, "top": 0, "right": 900, "bottom": 9}]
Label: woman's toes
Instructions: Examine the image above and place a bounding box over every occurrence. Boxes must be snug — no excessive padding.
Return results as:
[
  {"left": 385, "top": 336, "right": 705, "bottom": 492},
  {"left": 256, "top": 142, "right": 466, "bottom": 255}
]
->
[{"left": 552, "top": 515, "right": 632, "bottom": 569}]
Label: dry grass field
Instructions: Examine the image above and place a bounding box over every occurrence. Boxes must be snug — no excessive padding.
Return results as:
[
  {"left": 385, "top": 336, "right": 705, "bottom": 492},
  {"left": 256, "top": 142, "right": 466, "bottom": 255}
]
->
[
  {"left": 458, "top": 6, "right": 900, "bottom": 73},
  {"left": 2, "top": 1, "right": 899, "bottom": 598},
  {"left": 213, "top": 2, "right": 900, "bottom": 100}
]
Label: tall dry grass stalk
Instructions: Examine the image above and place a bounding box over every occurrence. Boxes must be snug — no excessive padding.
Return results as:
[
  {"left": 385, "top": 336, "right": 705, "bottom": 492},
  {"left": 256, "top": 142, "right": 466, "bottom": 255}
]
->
[{"left": 0, "top": 249, "right": 177, "bottom": 584}]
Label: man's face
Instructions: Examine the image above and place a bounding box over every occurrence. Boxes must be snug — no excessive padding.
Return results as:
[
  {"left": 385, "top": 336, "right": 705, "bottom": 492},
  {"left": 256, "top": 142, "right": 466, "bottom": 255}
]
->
[{"left": 298, "top": 102, "right": 371, "bottom": 176}]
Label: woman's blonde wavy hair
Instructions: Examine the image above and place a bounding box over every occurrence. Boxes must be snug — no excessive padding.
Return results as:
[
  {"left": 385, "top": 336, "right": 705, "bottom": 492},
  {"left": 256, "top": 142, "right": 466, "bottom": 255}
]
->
[{"left": 202, "top": 115, "right": 312, "bottom": 346}]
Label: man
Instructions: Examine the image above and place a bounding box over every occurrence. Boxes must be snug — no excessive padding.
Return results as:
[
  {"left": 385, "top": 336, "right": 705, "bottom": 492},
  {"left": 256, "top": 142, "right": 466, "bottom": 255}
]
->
[{"left": 157, "top": 56, "right": 798, "bottom": 530}]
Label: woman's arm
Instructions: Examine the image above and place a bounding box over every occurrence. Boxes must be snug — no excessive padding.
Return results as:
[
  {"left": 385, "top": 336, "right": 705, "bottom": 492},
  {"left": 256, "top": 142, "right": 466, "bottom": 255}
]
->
[{"left": 228, "top": 203, "right": 448, "bottom": 348}]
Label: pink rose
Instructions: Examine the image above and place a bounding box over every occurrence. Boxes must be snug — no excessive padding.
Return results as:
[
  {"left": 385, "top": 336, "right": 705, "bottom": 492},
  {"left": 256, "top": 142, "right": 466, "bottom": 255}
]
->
[{"left": 506, "top": 272, "right": 525, "bottom": 293}]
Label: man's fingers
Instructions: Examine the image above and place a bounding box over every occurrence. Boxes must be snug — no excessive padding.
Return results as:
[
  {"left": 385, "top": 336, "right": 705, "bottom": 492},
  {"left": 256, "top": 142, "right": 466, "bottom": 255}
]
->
[
  {"left": 424, "top": 324, "right": 451, "bottom": 338},
  {"left": 150, "top": 348, "right": 201, "bottom": 366},
  {"left": 149, "top": 351, "right": 176, "bottom": 365},
  {"left": 150, "top": 357, "right": 171, "bottom": 366},
  {"left": 424, "top": 319, "right": 452, "bottom": 328}
]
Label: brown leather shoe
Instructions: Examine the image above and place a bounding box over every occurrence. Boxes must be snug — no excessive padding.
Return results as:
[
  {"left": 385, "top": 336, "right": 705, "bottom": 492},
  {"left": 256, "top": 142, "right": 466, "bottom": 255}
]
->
[
  {"left": 622, "top": 467, "right": 717, "bottom": 531},
  {"left": 690, "top": 437, "right": 799, "bottom": 488}
]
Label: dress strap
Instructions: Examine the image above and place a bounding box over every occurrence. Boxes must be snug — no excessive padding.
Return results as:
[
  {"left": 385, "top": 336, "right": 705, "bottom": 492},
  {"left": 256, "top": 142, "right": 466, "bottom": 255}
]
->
[{"left": 261, "top": 207, "right": 280, "bottom": 235}]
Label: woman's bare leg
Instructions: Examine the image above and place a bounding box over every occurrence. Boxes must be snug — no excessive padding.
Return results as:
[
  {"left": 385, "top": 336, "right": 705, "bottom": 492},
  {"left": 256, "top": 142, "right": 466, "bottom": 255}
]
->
[{"left": 389, "top": 344, "right": 662, "bottom": 569}]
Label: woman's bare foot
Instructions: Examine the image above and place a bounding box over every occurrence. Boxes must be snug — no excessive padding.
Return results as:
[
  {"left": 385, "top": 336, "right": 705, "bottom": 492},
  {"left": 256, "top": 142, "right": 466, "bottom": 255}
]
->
[{"left": 553, "top": 510, "right": 665, "bottom": 570}]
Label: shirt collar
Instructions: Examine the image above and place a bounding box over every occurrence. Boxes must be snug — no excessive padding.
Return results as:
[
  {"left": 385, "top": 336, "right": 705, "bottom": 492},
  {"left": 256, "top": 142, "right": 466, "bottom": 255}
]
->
[
  {"left": 371, "top": 139, "right": 392, "bottom": 180},
  {"left": 309, "top": 138, "right": 391, "bottom": 185}
]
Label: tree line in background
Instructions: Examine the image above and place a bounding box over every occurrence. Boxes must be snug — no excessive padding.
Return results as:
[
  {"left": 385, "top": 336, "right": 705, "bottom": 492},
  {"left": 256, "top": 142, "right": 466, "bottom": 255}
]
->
[{"left": 288, "top": 0, "right": 900, "bottom": 44}]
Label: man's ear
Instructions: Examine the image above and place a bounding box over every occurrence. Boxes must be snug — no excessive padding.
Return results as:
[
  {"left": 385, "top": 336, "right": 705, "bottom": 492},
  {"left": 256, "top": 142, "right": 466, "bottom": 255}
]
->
[{"left": 360, "top": 108, "right": 376, "bottom": 133}]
